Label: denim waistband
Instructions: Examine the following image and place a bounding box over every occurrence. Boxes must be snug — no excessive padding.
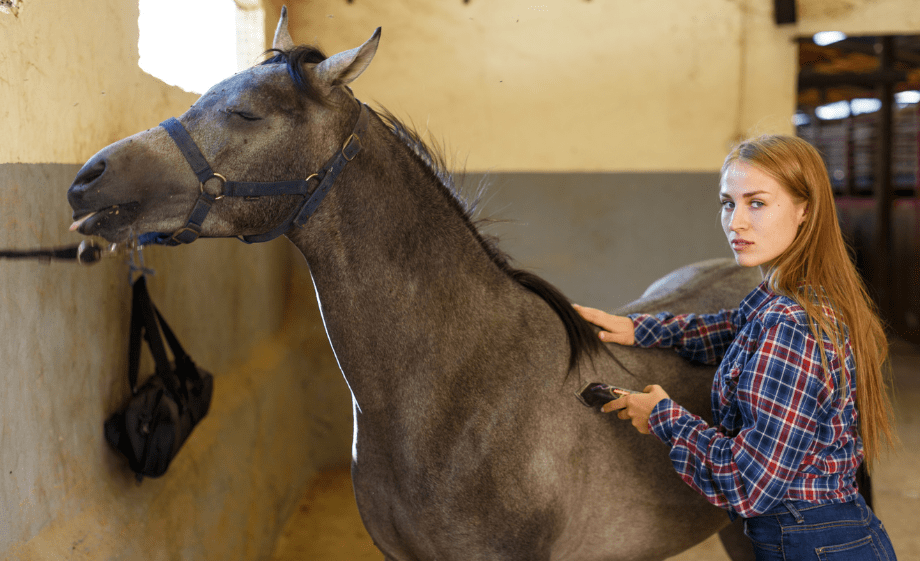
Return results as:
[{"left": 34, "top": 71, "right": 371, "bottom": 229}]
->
[
  {"left": 742, "top": 494, "right": 897, "bottom": 561},
  {"left": 749, "top": 494, "right": 870, "bottom": 527}
]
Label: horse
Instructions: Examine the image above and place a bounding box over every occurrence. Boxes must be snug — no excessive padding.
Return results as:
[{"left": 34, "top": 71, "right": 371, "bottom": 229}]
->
[{"left": 67, "top": 8, "right": 763, "bottom": 560}]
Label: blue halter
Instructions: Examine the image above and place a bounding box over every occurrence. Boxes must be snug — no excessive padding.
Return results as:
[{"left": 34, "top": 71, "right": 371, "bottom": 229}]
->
[{"left": 139, "top": 103, "right": 370, "bottom": 246}]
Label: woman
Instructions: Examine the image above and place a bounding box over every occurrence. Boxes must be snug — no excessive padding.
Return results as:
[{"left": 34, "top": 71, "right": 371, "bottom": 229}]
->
[{"left": 575, "top": 135, "right": 898, "bottom": 559}]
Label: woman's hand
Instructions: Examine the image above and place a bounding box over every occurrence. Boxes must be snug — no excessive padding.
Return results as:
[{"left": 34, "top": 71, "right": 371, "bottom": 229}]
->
[
  {"left": 601, "top": 385, "right": 669, "bottom": 434},
  {"left": 573, "top": 304, "right": 636, "bottom": 346}
]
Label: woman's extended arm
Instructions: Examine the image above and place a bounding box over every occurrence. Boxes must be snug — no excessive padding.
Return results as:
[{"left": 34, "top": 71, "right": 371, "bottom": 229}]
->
[
  {"left": 574, "top": 304, "right": 740, "bottom": 365},
  {"left": 631, "top": 310, "right": 740, "bottom": 365}
]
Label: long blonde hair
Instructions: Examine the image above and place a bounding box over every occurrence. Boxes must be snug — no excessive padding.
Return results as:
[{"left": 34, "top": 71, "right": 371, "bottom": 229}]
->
[{"left": 722, "top": 134, "right": 896, "bottom": 466}]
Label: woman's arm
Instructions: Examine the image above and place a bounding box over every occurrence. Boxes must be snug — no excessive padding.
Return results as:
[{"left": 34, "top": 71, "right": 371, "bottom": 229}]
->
[
  {"left": 647, "top": 318, "right": 831, "bottom": 518},
  {"left": 631, "top": 309, "right": 740, "bottom": 365},
  {"left": 574, "top": 304, "right": 740, "bottom": 365}
]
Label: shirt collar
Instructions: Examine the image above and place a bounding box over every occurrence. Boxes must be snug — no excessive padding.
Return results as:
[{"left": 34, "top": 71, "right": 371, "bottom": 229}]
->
[{"left": 738, "top": 281, "right": 776, "bottom": 323}]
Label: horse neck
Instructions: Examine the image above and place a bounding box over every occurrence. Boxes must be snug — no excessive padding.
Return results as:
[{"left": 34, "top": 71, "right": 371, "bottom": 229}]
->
[{"left": 286, "top": 117, "right": 517, "bottom": 404}]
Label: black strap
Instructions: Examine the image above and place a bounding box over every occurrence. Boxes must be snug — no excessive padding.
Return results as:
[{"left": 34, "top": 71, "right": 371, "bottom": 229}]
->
[
  {"left": 224, "top": 180, "right": 318, "bottom": 197},
  {"left": 153, "top": 305, "right": 189, "bottom": 365},
  {"left": 296, "top": 126, "right": 364, "bottom": 223},
  {"left": 239, "top": 109, "right": 367, "bottom": 244},
  {"left": 167, "top": 192, "right": 220, "bottom": 245},
  {"left": 128, "top": 277, "right": 192, "bottom": 393},
  {"left": 0, "top": 246, "right": 79, "bottom": 260},
  {"left": 160, "top": 118, "right": 218, "bottom": 185},
  {"left": 127, "top": 278, "right": 145, "bottom": 392},
  {"left": 0, "top": 241, "right": 103, "bottom": 265},
  {"left": 148, "top": 293, "right": 194, "bottom": 408}
]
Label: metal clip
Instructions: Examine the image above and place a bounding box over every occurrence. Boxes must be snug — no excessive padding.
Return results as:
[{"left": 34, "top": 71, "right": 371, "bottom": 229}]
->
[
  {"left": 127, "top": 236, "right": 155, "bottom": 282},
  {"left": 75, "top": 239, "right": 126, "bottom": 265}
]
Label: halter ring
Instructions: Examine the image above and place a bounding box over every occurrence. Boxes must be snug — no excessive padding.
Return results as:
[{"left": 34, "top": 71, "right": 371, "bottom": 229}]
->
[{"left": 201, "top": 173, "right": 228, "bottom": 200}]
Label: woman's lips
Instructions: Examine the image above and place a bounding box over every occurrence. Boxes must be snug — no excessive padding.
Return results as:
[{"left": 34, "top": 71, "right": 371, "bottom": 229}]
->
[{"left": 731, "top": 239, "right": 753, "bottom": 251}]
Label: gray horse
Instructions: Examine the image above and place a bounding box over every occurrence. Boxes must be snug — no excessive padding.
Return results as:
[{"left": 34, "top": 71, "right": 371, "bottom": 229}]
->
[{"left": 68, "top": 8, "right": 761, "bottom": 560}]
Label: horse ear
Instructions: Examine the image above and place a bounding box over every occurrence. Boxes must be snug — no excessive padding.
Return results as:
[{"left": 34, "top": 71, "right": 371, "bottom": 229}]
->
[
  {"left": 314, "top": 28, "right": 381, "bottom": 87},
  {"left": 272, "top": 5, "right": 295, "bottom": 51}
]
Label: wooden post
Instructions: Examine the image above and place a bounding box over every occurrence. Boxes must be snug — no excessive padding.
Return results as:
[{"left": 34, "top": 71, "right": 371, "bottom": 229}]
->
[
  {"left": 845, "top": 113, "right": 855, "bottom": 196},
  {"left": 873, "top": 36, "right": 895, "bottom": 320}
]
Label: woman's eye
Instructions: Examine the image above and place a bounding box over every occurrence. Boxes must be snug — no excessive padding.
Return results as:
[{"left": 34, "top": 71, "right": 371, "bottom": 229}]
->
[
  {"left": 720, "top": 200, "right": 734, "bottom": 210},
  {"left": 751, "top": 200, "right": 765, "bottom": 209}
]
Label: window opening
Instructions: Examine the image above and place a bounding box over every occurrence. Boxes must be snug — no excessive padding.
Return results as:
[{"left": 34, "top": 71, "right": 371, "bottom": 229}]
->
[
  {"left": 0, "top": 0, "right": 21, "bottom": 16},
  {"left": 138, "top": 0, "right": 265, "bottom": 94}
]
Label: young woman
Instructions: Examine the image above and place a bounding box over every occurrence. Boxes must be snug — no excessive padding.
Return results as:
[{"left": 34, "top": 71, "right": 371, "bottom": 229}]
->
[{"left": 575, "top": 135, "right": 898, "bottom": 559}]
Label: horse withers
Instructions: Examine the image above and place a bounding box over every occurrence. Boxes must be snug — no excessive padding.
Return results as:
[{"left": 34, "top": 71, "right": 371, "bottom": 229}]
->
[{"left": 68, "top": 8, "right": 759, "bottom": 560}]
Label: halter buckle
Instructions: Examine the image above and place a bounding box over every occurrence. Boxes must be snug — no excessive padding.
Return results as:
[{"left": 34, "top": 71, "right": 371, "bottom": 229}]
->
[
  {"left": 342, "top": 134, "right": 361, "bottom": 161},
  {"left": 170, "top": 225, "right": 202, "bottom": 244}
]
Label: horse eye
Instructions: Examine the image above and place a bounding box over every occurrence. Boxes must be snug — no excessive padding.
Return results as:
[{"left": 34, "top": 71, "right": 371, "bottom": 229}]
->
[{"left": 227, "top": 109, "right": 262, "bottom": 122}]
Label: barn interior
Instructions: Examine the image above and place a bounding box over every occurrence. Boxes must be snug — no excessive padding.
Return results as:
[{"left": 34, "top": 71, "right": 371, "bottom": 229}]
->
[{"left": 1, "top": 0, "right": 918, "bottom": 559}]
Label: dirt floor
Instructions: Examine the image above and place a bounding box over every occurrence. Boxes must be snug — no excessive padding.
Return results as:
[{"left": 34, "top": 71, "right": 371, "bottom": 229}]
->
[{"left": 269, "top": 338, "right": 920, "bottom": 561}]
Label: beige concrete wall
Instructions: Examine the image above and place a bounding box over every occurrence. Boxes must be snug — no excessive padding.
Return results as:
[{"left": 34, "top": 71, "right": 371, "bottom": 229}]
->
[
  {"left": 1, "top": 1, "right": 351, "bottom": 560},
  {"left": 266, "top": 0, "right": 789, "bottom": 172},
  {"left": 264, "top": 0, "right": 920, "bottom": 173},
  {"left": 0, "top": 0, "right": 199, "bottom": 164}
]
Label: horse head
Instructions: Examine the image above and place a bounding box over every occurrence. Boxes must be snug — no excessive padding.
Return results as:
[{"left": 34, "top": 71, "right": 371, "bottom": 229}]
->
[{"left": 67, "top": 7, "right": 380, "bottom": 245}]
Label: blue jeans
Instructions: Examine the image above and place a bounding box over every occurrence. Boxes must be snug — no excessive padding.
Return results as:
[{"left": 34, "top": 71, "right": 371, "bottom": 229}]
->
[{"left": 743, "top": 495, "right": 897, "bottom": 560}]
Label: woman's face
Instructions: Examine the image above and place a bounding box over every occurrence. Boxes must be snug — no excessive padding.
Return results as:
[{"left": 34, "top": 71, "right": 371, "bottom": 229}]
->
[{"left": 720, "top": 161, "right": 808, "bottom": 277}]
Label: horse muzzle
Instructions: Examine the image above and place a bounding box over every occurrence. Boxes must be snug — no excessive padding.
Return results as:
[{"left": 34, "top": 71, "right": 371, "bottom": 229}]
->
[
  {"left": 67, "top": 154, "right": 142, "bottom": 240},
  {"left": 67, "top": 126, "right": 195, "bottom": 242}
]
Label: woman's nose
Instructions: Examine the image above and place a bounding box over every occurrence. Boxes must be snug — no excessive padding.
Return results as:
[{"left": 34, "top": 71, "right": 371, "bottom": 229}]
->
[{"left": 728, "top": 208, "right": 749, "bottom": 231}]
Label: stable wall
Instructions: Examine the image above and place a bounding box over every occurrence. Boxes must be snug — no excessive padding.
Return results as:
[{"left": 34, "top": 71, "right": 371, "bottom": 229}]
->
[
  {"left": 268, "top": 0, "right": 796, "bottom": 172},
  {"left": 264, "top": 0, "right": 920, "bottom": 174},
  {"left": 0, "top": 1, "right": 351, "bottom": 560}
]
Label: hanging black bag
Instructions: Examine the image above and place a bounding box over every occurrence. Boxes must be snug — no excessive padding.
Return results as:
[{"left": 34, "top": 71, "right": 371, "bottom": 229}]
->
[{"left": 104, "top": 276, "right": 214, "bottom": 481}]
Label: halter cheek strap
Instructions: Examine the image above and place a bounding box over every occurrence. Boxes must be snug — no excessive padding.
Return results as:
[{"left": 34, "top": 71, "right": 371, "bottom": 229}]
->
[{"left": 139, "top": 103, "right": 370, "bottom": 246}]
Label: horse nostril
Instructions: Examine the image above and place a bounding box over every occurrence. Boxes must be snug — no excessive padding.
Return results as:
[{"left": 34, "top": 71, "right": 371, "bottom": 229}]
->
[
  {"left": 68, "top": 156, "right": 110, "bottom": 211},
  {"left": 74, "top": 158, "right": 107, "bottom": 187}
]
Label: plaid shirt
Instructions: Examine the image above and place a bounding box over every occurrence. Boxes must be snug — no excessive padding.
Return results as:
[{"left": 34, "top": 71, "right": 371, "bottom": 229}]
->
[{"left": 630, "top": 282, "right": 862, "bottom": 519}]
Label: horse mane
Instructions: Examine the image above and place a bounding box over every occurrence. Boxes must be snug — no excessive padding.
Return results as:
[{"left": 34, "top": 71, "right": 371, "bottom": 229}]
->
[
  {"left": 261, "top": 45, "right": 607, "bottom": 372},
  {"left": 374, "top": 109, "right": 612, "bottom": 372}
]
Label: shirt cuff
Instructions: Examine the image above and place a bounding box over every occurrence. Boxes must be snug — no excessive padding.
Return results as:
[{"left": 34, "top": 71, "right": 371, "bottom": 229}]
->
[
  {"left": 627, "top": 313, "right": 654, "bottom": 347},
  {"left": 648, "top": 398, "right": 687, "bottom": 444}
]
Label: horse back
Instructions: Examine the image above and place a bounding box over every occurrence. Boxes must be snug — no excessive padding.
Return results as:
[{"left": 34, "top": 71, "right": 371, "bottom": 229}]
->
[{"left": 618, "top": 258, "right": 761, "bottom": 316}]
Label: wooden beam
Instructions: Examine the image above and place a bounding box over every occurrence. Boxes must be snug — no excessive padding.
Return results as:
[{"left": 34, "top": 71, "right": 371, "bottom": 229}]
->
[{"left": 798, "top": 69, "right": 907, "bottom": 90}]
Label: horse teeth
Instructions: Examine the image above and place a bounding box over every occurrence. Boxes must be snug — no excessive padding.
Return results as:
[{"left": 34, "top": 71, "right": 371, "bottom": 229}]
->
[{"left": 69, "top": 211, "right": 98, "bottom": 232}]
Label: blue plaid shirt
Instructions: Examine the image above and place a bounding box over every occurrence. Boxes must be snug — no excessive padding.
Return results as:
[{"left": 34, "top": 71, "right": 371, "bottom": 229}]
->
[{"left": 630, "top": 282, "right": 862, "bottom": 519}]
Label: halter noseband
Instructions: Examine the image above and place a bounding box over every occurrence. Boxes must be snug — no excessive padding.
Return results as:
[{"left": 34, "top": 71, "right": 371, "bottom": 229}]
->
[{"left": 139, "top": 103, "right": 370, "bottom": 246}]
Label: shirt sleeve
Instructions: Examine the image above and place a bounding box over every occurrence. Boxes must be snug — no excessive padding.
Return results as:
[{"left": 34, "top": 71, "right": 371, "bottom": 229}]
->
[
  {"left": 629, "top": 309, "right": 740, "bottom": 365},
  {"left": 647, "top": 318, "right": 828, "bottom": 519}
]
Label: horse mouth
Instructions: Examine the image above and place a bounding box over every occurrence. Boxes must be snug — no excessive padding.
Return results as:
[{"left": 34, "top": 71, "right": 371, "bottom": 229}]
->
[{"left": 70, "top": 203, "right": 140, "bottom": 238}]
